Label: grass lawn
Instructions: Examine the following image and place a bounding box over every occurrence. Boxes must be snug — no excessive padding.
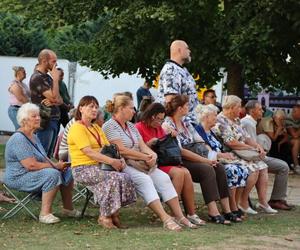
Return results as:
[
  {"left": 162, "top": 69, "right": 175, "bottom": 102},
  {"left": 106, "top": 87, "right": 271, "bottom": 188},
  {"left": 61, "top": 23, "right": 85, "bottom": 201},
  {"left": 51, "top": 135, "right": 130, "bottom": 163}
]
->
[
  {"left": 1, "top": 143, "right": 300, "bottom": 249},
  {"left": 0, "top": 194, "right": 300, "bottom": 250}
]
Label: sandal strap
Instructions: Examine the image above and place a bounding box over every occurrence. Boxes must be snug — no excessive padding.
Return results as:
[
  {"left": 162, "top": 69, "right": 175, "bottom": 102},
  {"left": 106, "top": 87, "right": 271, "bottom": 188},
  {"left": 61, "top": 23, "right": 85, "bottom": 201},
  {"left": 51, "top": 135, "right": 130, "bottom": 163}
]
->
[{"left": 163, "top": 218, "right": 181, "bottom": 231}]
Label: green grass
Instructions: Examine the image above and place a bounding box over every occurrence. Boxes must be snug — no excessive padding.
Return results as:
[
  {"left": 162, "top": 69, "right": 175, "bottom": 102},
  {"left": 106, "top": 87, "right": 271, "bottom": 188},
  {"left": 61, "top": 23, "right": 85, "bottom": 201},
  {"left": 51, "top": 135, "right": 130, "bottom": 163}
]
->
[
  {"left": 0, "top": 144, "right": 5, "bottom": 169},
  {"left": 0, "top": 194, "right": 299, "bottom": 250}
]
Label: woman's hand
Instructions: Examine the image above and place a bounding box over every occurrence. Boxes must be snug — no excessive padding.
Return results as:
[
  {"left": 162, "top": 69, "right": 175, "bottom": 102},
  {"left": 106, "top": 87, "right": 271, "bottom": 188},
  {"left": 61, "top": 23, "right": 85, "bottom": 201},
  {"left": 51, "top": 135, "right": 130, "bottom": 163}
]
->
[
  {"left": 110, "top": 158, "right": 126, "bottom": 172},
  {"left": 217, "top": 152, "right": 235, "bottom": 160},
  {"left": 53, "top": 161, "right": 67, "bottom": 171},
  {"left": 207, "top": 159, "right": 218, "bottom": 167},
  {"left": 145, "top": 154, "right": 157, "bottom": 168}
]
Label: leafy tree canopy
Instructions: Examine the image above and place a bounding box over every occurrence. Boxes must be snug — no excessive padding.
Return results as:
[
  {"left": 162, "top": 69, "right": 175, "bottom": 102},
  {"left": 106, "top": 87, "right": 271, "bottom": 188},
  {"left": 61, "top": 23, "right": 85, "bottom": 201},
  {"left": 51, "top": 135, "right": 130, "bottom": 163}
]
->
[
  {"left": 1, "top": 0, "right": 300, "bottom": 95},
  {"left": 0, "top": 12, "right": 48, "bottom": 56}
]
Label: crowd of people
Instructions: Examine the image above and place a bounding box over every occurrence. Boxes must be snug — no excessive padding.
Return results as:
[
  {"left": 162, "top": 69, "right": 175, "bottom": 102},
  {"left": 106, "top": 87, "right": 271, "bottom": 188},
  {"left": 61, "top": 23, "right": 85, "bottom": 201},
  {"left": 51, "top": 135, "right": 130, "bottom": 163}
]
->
[{"left": 2, "top": 41, "right": 299, "bottom": 230}]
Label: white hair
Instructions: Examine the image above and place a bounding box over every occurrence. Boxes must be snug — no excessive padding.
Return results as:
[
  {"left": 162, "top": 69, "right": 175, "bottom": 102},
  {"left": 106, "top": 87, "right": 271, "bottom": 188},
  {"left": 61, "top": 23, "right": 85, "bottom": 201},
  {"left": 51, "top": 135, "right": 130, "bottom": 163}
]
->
[
  {"left": 195, "top": 104, "right": 219, "bottom": 122},
  {"left": 222, "top": 95, "right": 242, "bottom": 109},
  {"left": 17, "top": 103, "right": 40, "bottom": 126}
]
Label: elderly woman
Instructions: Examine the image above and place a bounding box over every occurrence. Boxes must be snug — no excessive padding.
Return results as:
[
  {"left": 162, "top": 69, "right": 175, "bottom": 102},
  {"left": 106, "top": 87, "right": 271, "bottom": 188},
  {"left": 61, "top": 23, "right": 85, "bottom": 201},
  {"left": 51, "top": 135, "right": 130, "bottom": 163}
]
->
[
  {"left": 4, "top": 103, "right": 77, "bottom": 224},
  {"left": 213, "top": 95, "right": 277, "bottom": 214},
  {"left": 103, "top": 95, "right": 197, "bottom": 231},
  {"left": 8, "top": 66, "right": 30, "bottom": 130},
  {"left": 67, "top": 96, "right": 136, "bottom": 229},
  {"left": 194, "top": 104, "right": 249, "bottom": 218},
  {"left": 135, "top": 102, "right": 205, "bottom": 226},
  {"left": 162, "top": 95, "right": 236, "bottom": 225}
]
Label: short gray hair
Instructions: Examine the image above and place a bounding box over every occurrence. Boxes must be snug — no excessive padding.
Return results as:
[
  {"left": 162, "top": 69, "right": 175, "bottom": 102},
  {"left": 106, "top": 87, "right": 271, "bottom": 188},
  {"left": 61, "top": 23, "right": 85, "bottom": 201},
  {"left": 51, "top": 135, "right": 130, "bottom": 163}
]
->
[
  {"left": 195, "top": 104, "right": 219, "bottom": 122},
  {"left": 222, "top": 95, "right": 242, "bottom": 109},
  {"left": 245, "top": 100, "right": 260, "bottom": 114},
  {"left": 17, "top": 103, "right": 40, "bottom": 126}
]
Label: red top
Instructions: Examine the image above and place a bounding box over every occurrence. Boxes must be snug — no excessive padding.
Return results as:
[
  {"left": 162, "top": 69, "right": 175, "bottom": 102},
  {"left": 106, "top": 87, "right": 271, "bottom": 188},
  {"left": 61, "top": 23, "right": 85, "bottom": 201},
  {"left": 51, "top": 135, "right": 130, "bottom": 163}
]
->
[{"left": 135, "top": 122, "right": 166, "bottom": 143}]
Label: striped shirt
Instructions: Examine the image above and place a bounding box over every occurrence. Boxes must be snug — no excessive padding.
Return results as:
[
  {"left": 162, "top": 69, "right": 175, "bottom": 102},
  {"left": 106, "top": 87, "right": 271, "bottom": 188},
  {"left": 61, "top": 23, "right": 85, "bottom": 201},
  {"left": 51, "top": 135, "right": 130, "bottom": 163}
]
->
[{"left": 102, "top": 118, "right": 141, "bottom": 151}]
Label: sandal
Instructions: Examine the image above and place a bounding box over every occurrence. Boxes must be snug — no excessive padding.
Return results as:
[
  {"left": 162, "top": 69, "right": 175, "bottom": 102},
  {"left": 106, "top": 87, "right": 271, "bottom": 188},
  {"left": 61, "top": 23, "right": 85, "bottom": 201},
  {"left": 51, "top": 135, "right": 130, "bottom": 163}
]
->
[
  {"left": 163, "top": 218, "right": 182, "bottom": 232},
  {"left": 112, "top": 214, "right": 128, "bottom": 229},
  {"left": 232, "top": 209, "right": 245, "bottom": 219},
  {"left": 223, "top": 212, "right": 242, "bottom": 223},
  {"left": 0, "top": 192, "right": 16, "bottom": 203},
  {"left": 98, "top": 216, "right": 117, "bottom": 229},
  {"left": 208, "top": 214, "right": 231, "bottom": 226},
  {"left": 187, "top": 214, "right": 206, "bottom": 226},
  {"left": 176, "top": 216, "right": 198, "bottom": 229}
]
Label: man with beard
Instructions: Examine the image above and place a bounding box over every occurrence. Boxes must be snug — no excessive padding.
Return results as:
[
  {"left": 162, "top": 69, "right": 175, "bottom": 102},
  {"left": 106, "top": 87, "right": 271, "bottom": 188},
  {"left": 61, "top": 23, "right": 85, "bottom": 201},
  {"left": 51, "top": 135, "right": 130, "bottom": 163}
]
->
[
  {"left": 157, "top": 40, "right": 199, "bottom": 124},
  {"left": 30, "top": 49, "right": 62, "bottom": 157}
]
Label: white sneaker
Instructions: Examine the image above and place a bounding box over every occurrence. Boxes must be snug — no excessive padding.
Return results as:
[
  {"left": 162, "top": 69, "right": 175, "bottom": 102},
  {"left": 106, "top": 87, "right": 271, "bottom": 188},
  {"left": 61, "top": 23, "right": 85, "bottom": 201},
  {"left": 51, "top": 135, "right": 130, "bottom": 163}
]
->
[
  {"left": 294, "top": 165, "right": 300, "bottom": 175},
  {"left": 39, "top": 213, "right": 60, "bottom": 224},
  {"left": 256, "top": 203, "right": 278, "bottom": 214},
  {"left": 238, "top": 205, "right": 258, "bottom": 215}
]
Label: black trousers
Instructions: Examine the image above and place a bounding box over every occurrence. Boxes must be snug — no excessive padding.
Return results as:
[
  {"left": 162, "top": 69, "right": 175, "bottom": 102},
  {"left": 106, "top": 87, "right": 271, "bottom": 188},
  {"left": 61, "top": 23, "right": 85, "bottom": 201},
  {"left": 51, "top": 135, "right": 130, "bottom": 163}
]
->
[{"left": 182, "top": 160, "right": 229, "bottom": 204}]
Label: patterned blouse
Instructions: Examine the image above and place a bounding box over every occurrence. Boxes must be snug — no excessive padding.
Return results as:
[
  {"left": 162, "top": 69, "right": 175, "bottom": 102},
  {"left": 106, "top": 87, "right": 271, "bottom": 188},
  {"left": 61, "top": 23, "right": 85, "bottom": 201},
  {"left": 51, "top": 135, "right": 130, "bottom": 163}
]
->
[{"left": 157, "top": 60, "right": 199, "bottom": 124}]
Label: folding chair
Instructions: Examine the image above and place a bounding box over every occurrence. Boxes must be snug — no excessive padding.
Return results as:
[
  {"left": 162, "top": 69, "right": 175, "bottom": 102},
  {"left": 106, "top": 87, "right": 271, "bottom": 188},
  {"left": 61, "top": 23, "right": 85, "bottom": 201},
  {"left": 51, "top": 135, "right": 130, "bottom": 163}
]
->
[
  {"left": 72, "top": 185, "right": 95, "bottom": 218},
  {"left": 1, "top": 183, "right": 40, "bottom": 220}
]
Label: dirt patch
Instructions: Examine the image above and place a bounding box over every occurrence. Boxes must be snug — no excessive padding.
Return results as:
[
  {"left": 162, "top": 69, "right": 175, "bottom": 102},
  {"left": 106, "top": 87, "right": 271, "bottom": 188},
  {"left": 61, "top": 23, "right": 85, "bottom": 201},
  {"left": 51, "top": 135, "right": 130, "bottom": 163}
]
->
[{"left": 196, "top": 234, "right": 300, "bottom": 250}]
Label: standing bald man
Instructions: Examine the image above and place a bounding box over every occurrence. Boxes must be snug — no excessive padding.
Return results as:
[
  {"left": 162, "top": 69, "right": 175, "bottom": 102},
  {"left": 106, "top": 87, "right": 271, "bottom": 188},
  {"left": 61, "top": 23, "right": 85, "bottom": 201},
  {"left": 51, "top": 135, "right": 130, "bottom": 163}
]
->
[
  {"left": 30, "top": 49, "right": 63, "bottom": 157},
  {"left": 157, "top": 40, "right": 199, "bottom": 124}
]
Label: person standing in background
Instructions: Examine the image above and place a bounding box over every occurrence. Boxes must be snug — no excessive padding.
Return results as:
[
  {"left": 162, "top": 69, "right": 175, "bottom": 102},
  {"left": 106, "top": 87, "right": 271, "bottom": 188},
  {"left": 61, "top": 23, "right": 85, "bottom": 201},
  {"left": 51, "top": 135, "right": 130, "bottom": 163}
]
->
[
  {"left": 157, "top": 40, "right": 199, "bottom": 124},
  {"left": 30, "top": 49, "right": 62, "bottom": 157},
  {"left": 8, "top": 66, "right": 30, "bottom": 130},
  {"left": 136, "top": 81, "right": 153, "bottom": 110},
  {"left": 57, "top": 68, "right": 73, "bottom": 127}
]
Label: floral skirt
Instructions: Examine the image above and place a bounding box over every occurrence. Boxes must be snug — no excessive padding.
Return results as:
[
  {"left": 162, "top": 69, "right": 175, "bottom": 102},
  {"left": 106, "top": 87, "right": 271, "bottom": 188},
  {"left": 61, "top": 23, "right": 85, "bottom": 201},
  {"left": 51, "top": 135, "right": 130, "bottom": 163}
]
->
[
  {"left": 224, "top": 163, "right": 249, "bottom": 188},
  {"left": 72, "top": 165, "right": 136, "bottom": 216}
]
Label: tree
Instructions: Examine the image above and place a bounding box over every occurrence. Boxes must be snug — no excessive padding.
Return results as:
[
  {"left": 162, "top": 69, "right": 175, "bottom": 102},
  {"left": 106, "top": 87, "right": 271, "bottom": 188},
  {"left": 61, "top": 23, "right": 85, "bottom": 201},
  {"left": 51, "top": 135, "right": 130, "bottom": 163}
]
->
[
  {"left": 0, "top": 12, "right": 48, "bottom": 56},
  {"left": 1, "top": 0, "right": 300, "bottom": 97}
]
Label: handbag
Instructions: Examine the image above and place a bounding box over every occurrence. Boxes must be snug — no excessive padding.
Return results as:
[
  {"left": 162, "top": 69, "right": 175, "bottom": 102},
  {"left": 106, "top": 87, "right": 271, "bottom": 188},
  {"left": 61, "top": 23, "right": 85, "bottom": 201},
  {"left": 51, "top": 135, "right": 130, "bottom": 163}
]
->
[
  {"left": 38, "top": 104, "right": 51, "bottom": 129},
  {"left": 152, "top": 134, "right": 182, "bottom": 166},
  {"left": 99, "top": 144, "right": 121, "bottom": 171},
  {"left": 182, "top": 142, "right": 209, "bottom": 157},
  {"left": 125, "top": 159, "right": 154, "bottom": 174},
  {"left": 232, "top": 149, "right": 261, "bottom": 162}
]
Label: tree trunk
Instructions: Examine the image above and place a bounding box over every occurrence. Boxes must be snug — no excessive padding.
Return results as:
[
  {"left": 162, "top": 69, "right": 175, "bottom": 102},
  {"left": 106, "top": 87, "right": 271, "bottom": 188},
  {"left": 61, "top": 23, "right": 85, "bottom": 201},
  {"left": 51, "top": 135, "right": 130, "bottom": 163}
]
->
[{"left": 227, "top": 63, "right": 244, "bottom": 98}]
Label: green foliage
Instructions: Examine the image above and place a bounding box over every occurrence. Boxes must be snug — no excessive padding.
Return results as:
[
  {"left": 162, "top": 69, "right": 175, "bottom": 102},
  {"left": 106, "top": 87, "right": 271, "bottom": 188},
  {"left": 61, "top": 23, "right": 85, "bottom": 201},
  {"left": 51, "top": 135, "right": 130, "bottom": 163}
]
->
[
  {"left": 1, "top": 0, "right": 300, "bottom": 93},
  {"left": 0, "top": 12, "right": 48, "bottom": 56}
]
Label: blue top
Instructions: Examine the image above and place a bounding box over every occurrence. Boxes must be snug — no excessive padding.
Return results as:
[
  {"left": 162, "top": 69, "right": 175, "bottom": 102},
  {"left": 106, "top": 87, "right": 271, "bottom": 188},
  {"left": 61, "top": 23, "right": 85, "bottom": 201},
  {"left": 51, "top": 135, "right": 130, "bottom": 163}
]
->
[{"left": 136, "top": 87, "right": 152, "bottom": 108}]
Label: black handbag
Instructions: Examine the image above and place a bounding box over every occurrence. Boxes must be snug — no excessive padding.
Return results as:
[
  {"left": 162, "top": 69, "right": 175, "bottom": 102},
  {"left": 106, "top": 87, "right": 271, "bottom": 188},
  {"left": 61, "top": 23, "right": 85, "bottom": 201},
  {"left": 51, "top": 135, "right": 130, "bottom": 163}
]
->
[
  {"left": 183, "top": 142, "right": 209, "bottom": 157},
  {"left": 152, "top": 134, "right": 182, "bottom": 166},
  {"left": 100, "top": 144, "right": 121, "bottom": 171}
]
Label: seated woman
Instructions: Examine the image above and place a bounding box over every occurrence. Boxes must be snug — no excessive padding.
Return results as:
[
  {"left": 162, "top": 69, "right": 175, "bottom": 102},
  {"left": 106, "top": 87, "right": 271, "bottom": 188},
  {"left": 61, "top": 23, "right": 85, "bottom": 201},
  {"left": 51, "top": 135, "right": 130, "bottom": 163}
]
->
[
  {"left": 213, "top": 95, "right": 277, "bottom": 214},
  {"left": 67, "top": 96, "right": 136, "bottom": 229},
  {"left": 162, "top": 95, "right": 236, "bottom": 225},
  {"left": 103, "top": 95, "right": 197, "bottom": 231},
  {"left": 4, "top": 103, "right": 78, "bottom": 224},
  {"left": 194, "top": 104, "right": 249, "bottom": 218},
  {"left": 135, "top": 102, "right": 205, "bottom": 226},
  {"left": 257, "top": 110, "right": 294, "bottom": 168}
]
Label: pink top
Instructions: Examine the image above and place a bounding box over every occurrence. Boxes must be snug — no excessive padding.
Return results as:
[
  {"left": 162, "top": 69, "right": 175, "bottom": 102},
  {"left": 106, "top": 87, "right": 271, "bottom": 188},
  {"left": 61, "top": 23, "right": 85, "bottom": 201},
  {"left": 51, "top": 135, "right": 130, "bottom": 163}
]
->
[
  {"left": 135, "top": 121, "right": 166, "bottom": 143},
  {"left": 8, "top": 80, "right": 30, "bottom": 106}
]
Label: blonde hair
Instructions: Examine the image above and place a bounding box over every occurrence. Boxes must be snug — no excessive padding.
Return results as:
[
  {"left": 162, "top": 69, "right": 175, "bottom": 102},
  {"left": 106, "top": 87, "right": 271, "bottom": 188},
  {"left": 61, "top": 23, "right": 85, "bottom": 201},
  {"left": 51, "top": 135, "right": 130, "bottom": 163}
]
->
[
  {"left": 273, "top": 109, "right": 286, "bottom": 118},
  {"left": 112, "top": 95, "right": 132, "bottom": 114},
  {"left": 222, "top": 95, "right": 242, "bottom": 109},
  {"left": 195, "top": 104, "right": 219, "bottom": 122}
]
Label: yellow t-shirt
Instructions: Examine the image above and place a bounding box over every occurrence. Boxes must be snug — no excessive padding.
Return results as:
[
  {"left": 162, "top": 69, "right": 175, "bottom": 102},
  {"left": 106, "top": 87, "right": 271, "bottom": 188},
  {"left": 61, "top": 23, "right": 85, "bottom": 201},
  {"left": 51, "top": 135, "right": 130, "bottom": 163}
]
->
[{"left": 67, "top": 122, "right": 109, "bottom": 167}]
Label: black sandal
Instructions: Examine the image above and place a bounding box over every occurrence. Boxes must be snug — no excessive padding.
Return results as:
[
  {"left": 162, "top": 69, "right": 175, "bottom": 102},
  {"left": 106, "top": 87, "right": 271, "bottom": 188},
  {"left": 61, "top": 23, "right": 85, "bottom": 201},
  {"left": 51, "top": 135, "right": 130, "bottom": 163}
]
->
[
  {"left": 208, "top": 215, "right": 231, "bottom": 225},
  {"left": 223, "top": 212, "right": 242, "bottom": 223},
  {"left": 232, "top": 209, "right": 245, "bottom": 219}
]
